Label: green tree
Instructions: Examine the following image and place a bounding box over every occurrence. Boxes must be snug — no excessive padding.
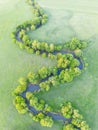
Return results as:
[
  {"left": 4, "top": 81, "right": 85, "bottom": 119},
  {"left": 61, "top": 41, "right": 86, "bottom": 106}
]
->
[
  {"left": 60, "top": 102, "right": 73, "bottom": 118},
  {"left": 14, "top": 84, "right": 27, "bottom": 94},
  {"left": 38, "top": 67, "right": 48, "bottom": 79},
  {"left": 31, "top": 24, "right": 36, "bottom": 30},
  {"left": 74, "top": 48, "right": 83, "bottom": 57},
  {"left": 49, "top": 43, "right": 55, "bottom": 52},
  {"left": 63, "top": 124, "right": 76, "bottom": 130},
  {"left": 40, "top": 116, "right": 53, "bottom": 127},
  {"left": 18, "top": 77, "right": 27, "bottom": 85},
  {"left": 26, "top": 92, "right": 33, "bottom": 100},
  {"left": 14, "top": 96, "right": 28, "bottom": 114},
  {"left": 70, "top": 58, "right": 80, "bottom": 68}
]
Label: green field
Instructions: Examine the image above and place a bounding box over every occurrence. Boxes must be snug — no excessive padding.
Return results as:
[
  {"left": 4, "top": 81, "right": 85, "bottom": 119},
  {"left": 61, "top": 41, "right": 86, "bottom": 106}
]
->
[{"left": 0, "top": 0, "right": 98, "bottom": 130}]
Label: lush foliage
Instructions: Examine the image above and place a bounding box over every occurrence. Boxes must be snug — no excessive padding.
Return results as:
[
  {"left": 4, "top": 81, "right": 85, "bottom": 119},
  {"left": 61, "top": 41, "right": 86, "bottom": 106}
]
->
[
  {"left": 12, "top": 0, "right": 90, "bottom": 130},
  {"left": 61, "top": 102, "right": 90, "bottom": 130}
]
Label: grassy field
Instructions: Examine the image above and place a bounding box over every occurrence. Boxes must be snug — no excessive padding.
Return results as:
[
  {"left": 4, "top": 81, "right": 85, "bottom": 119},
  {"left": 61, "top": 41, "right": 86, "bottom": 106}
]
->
[{"left": 0, "top": 0, "right": 98, "bottom": 130}]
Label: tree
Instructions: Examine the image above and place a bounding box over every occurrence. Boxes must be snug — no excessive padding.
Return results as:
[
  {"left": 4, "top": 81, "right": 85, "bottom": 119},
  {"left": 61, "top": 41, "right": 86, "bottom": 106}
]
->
[
  {"left": 70, "top": 58, "right": 80, "bottom": 68},
  {"left": 19, "top": 29, "right": 26, "bottom": 38},
  {"left": 36, "top": 103, "right": 45, "bottom": 111},
  {"left": 80, "top": 121, "right": 90, "bottom": 130},
  {"left": 18, "top": 43, "right": 25, "bottom": 49},
  {"left": 63, "top": 72, "right": 73, "bottom": 82},
  {"left": 48, "top": 76, "right": 58, "bottom": 86},
  {"left": 44, "top": 104, "right": 52, "bottom": 112},
  {"left": 72, "top": 67, "right": 81, "bottom": 76},
  {"left": 48, "top": 53, "right": 56, "bottom": 59},
  {"left": 40, "top": 116, "right": 53, "bottom": 127},
  {"left": 41, "top": 18, "right": 48, "bottom": 25},
  {"left": 63, "top": 124, "right": 76, "bottom": 130},
  {"left": 72, "top": 109, "right": 83, "bottom": 128},
  {"left": 67, "top": 37, "right": 81, "bottom": 50},
  {"left": 18, "top": 77, "right": 27, "bottom": 85},
  {"left": 41, "top": 52, "right": 47, "bottom": 58},
  {"left": 36, "top": 50, "right": 40, "bottom": 55},
  {"left": 56, "top": 44, "right": 63, "bottom": 51},
  {"left": 14, "top": 84, "right": 27, "bottom": 94},
  {"left": 39, "top": 81, "right": 50, "bottom": 91},
  {"left": 22, "top": 35, "right": 29, "bottom": 43},
  {"left": 14, "top": 96, "right": 28, "bottom": 114},
  {"left": 44, "top": 42, "right": 49, "bottom": 51},
  {"left": 49, "top": 43, "right": 55, "bottom": 52},
  {"left": 66, "top": 54, "right": 74, "bottom": 61},
  {"left": 38, "top": 66, "right": 48, "bottom": 79},
  {"left": 60, "top": 102, "right": 73, "bottom": 118},
  {"left": 74, "top": 48, "right": 83, "bottom": 57},
  {"left": 26, "top": 92, "right": 33, "bottom": 100},
  {"left": 27, "top": 72, "right": 39, "bottom": 84},
  {"left": 32, "top": 40, "right": 39, "bottom": 50},
  {"left": 57, "top": 55, "right": 69, "bottom": 68},
  {"left": 31, "top": 24, "right": 36, "bottom": 30},
  {"left": 30, "top": 96, "right": 38, "bottom": 107}
]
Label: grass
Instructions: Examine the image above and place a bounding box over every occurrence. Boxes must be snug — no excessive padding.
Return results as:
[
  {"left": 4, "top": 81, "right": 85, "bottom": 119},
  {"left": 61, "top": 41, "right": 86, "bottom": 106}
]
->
[{"left": 0, "top": 0, "right": 98, "bottom": 130}]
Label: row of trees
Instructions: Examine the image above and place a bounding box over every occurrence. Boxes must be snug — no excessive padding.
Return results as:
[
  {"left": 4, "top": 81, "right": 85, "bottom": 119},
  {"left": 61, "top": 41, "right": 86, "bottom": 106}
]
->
[
  {"left": 32, "top": 40, "right": 63, "bottom": 52},
  {"left": 60, "top": 102, "right": 90, "bottom": 130},
  {"left": 26, "top": 92, "right": 52, "bottom": 112},
  {"left": 10, "top": 0, "right": 65, "bottom": 55},
  {"left": 29, "top": 111, "right": 54, "bottom": 127},
  {"left": 25, "top": 91, "right": 54, "bottom": 127},
  {"left": 10, "top": 0, "right": 48, "bottom": 53}
]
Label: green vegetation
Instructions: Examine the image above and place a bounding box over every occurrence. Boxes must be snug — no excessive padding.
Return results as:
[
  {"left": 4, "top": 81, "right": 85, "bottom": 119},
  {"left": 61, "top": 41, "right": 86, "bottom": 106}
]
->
[
  {"left": 0, "top": 0, "right": 97, "bottom": 130},
  {"left": 11, "top": 0, "right": 90, "bottom": 129},
  {"left": 61, "top": 102, "right": 90, "bottom": 130}
]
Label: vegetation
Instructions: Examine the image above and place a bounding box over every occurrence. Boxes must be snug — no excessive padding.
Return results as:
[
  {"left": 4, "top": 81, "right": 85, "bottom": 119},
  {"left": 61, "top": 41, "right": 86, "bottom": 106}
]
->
[
  {"left": 61, "top": 102, "right": 90, "bottom": 130},
  {"left": 12, "top": 0, "right": 90, "bottom": 130},
  {"left": 63, "top": 124, "right": 76, "bottom": 130},
  {"left": 40, "top": 116, "right": 54, "bottom": 127}
]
